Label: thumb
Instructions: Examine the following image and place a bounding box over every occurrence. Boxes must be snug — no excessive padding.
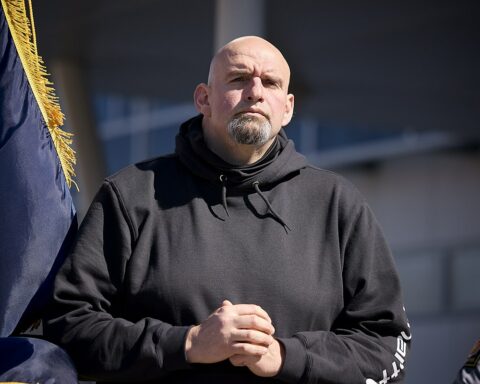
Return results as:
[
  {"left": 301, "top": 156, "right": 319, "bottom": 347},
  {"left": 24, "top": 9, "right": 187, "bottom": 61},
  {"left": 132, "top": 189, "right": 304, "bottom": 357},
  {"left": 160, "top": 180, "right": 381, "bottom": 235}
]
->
[{"left": 222, "top": 299, "right": 233, "bottom": 306}]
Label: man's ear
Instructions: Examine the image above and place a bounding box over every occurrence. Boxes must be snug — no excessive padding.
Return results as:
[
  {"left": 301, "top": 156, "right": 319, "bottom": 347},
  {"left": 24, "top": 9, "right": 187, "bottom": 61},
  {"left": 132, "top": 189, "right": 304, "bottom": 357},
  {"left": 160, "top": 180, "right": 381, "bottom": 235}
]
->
[
  {"left": 281, "top": 93, "right": 295, "bottom": 126},
  {"left": 194, "top": 83, "right": 211, "bottom": 117}
]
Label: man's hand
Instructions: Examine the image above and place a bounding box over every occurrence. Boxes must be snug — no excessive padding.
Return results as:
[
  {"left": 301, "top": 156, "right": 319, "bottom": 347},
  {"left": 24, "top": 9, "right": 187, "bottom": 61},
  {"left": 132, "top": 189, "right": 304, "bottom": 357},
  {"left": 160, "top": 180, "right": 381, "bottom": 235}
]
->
[
  {"left": 229, "top": 337, "right": 285, "bottom": 377},
  {"left": 185, "top": 300, "right": 275, "bottom": 364}
]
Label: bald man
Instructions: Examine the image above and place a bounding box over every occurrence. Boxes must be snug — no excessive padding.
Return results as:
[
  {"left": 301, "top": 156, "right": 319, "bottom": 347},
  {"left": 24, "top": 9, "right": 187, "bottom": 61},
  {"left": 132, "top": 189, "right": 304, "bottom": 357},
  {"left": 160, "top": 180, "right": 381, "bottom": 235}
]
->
[{"left": 45, "top": 36, "right": 411, "bottom": 384}]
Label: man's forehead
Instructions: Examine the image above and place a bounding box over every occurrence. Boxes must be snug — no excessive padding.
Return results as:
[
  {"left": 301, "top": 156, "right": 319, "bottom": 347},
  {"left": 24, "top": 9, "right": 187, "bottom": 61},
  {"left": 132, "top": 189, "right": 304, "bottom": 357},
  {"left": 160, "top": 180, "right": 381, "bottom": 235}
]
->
[
  {"left": 217, "top": 51, "right": 288, "bottom": 79},
  {"left": 208, "top": 36, "right": 290, "bottom": 83},
  {"left": 222, "top": 55, "right": 283, "bottom": 75}
]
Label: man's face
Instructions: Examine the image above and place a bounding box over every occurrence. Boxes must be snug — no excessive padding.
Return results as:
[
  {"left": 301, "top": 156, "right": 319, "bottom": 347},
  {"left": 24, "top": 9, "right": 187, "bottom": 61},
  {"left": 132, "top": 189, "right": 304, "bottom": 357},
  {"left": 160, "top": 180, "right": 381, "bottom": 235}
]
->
[{"left": 197, "top": 37, "right": 294, "bottom": 147}]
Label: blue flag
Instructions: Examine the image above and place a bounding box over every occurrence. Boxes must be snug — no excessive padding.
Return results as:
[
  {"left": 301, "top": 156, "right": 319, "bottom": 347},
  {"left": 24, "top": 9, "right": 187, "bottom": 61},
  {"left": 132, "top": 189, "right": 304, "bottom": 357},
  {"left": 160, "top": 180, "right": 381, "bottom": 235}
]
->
[
  {"left": 0, "top": 1, "right": 78, "bottom": 380},
  {"left": 0, "top": 337, "right": 78, "bottom": 382},
  {"left": 0, "top": 0, "right": 77, "bottom": 338}
]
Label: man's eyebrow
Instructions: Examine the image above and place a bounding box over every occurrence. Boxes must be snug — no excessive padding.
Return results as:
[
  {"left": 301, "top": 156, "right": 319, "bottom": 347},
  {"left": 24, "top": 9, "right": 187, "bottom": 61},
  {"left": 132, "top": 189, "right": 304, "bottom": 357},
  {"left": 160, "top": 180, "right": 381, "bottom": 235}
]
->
[
  {"left": 226, "top": 69, "right": 251, "bottom": 77},
  {"left": 263, "top": 73, "right": 283, "bottom": 85},
  {"left": 226, "top": 69, "right": 284, "bottom": 86}
]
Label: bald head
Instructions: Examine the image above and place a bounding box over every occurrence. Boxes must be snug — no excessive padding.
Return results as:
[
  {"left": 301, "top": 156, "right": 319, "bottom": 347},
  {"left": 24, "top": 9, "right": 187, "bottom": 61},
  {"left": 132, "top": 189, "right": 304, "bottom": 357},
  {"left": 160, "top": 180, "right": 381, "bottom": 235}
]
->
[
  {"left": 193, "top": 35, "right": 294, "bottom": 165},
  {"left": 207, "top": 36, "right": 291, "bottom": 89}
]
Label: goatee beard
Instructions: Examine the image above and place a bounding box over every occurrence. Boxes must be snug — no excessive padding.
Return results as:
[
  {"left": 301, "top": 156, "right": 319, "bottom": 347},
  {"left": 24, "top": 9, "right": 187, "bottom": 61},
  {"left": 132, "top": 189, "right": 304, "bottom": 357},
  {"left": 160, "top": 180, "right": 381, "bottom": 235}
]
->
[{"left": 227, "top": 114, "right": 272, "bottom": 145}]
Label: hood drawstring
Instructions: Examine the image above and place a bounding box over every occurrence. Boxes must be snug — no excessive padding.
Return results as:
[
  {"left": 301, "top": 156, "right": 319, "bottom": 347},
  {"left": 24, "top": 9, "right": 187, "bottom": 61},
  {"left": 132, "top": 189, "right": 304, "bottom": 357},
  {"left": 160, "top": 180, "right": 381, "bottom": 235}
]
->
[
  {"left": 252, "top": 181, "right": 291, "bottom": 232},
  {"left": 216, "top": 177, "right": 291, "bottom": 232},
  {"left": 219, "top": 174, "right": 229, "bottom": 217}
]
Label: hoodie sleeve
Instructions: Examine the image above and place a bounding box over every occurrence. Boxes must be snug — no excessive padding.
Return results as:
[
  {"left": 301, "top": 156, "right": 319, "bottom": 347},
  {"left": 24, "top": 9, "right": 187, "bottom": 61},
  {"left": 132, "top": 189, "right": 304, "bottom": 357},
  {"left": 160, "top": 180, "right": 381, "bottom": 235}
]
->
[
  {"left": 44, "top": 181, "right": 191, "bottom": 381},
  {"left": 276, "top": 202, "right": 411, "bottom": 384}
]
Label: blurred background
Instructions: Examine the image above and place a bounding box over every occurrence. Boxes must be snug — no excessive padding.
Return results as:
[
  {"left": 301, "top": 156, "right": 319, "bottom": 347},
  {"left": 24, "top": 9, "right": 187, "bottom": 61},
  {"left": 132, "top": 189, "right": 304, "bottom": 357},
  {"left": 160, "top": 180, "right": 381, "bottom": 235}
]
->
[{"left": 35, "top": 1, "right": 479, "bottom": 382}]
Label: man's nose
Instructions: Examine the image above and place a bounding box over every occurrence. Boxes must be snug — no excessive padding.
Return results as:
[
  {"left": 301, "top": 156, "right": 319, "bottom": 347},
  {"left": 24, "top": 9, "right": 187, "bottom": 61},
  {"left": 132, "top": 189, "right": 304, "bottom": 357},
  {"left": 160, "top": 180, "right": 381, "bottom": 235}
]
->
[{"left": 245, "top": 77, "right": 264, "bottom": 102}]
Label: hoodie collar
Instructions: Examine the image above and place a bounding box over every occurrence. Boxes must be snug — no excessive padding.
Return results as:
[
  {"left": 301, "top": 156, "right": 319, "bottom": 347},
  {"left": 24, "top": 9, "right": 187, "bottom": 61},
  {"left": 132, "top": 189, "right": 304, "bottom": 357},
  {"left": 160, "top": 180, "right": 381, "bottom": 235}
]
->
[{"left": 175, "top": 115, "right": 307, "bottom": 192}]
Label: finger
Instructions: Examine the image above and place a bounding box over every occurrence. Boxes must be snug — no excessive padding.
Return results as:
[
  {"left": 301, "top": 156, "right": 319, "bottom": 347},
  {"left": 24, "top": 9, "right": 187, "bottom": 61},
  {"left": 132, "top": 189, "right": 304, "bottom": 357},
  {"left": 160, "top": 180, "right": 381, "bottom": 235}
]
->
[
  {"left": 229, "top": 304, "right": 272, "bottom": 323},
  {"left": 229, "top": 354, "right": 246, "bottom": 367},
  {"left": 229, "top": 353, "right": 261, "bottom": 367},
  {"left": 234, "top": 314, "right": 275, "bottom": 335},
  {"left": 222, "top": 299, "right": 233, "bottom": 306},
  {"left": 231, "top": 342, "right": 269, "bottom": 357},
  {"left": 232, "top": 329, "right": 274, "bottom": 347}
]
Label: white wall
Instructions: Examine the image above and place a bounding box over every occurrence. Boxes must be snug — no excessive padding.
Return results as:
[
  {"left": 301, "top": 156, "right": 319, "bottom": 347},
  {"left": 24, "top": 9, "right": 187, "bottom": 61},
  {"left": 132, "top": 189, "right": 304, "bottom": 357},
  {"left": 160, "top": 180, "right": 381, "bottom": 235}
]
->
[
  {"left": 342, "top": 151, "right": 480, "bottom": 251},
  {"left": 338, "top": 150, "right": 480, "bottom": 384}
]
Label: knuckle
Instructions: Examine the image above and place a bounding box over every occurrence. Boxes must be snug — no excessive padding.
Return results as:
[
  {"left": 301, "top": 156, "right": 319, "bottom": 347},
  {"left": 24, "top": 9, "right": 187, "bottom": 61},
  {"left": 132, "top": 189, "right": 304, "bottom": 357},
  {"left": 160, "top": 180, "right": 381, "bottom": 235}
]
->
[
  {"left": 220, "top": 327, "right": 232, "bottom": 342},
  {"left": 220, "top": 328, "right": 229, "bottom": 340},
  {"left": 217, "top": 314, "right": 230, "bottom": 328}
]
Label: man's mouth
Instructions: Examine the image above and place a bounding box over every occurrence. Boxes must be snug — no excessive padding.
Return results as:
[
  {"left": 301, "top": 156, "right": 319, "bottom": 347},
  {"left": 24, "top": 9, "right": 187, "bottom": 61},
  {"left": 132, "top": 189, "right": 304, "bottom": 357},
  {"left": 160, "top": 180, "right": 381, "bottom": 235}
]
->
[{"left": 237, "top": 109, "right": 268, "bottom": 119}]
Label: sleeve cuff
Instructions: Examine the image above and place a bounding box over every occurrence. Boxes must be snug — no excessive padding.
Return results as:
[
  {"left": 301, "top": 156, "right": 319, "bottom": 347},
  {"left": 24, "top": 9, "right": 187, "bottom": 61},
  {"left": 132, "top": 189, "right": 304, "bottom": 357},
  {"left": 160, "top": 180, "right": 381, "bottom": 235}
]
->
[
  {"left": 275, "top": 336, "right": 308, "bottom": 383},
  {"left": 156, "top": 325, "right": 192, "bottom": 371}
]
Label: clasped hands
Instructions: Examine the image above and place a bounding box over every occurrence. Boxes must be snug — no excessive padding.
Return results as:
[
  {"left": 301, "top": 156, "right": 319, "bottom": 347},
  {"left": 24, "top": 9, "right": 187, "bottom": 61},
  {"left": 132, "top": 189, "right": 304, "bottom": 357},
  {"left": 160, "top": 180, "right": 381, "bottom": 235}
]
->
[{"left": 184, "top": 300, "right": 284, "bottom": 377}]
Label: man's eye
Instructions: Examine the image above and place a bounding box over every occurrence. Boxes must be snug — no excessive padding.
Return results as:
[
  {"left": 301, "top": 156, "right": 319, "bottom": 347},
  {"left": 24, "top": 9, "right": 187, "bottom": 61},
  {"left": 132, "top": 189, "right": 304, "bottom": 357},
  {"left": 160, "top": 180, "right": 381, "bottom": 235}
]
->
[{"left": 263, "top": 79, "right": 278, "bottom": 87}]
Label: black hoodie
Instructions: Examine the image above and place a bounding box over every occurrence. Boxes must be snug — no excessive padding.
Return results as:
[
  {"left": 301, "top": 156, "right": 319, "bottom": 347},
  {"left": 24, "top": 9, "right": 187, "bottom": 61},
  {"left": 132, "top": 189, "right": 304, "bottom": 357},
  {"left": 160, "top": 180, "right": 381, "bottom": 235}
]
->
[{"left": 45, "top": 116, "right": 411, "bottom": 383}]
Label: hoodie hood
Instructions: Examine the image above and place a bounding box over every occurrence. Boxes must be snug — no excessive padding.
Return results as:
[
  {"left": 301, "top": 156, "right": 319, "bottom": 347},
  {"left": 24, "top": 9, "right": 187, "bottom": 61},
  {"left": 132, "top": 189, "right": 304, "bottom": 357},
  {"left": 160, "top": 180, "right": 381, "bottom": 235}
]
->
[{"left": 175, "top": 115, "right": 307, "bottom": 192}]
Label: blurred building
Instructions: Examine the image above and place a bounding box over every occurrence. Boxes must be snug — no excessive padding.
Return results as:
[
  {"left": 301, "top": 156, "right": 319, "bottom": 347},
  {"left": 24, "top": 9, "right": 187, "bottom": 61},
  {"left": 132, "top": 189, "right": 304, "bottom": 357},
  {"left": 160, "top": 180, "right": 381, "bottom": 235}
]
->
[{"left": 35, "top": 1, "right": 480, "bottom": 382}]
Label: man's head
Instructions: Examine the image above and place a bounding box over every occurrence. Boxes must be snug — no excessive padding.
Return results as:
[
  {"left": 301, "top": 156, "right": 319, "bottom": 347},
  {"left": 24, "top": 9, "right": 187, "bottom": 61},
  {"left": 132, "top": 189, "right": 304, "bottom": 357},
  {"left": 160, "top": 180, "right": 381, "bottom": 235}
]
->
[{"left": 194, "top": 36, "right": 294, "bottom": 164}]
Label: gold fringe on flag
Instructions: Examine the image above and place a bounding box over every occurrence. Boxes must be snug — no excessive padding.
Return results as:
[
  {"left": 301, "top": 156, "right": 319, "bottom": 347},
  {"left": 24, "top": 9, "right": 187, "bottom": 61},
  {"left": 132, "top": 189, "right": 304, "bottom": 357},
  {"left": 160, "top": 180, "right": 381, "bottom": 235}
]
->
[{"left": 1, "top": 0, "right": 76, "bottom": 188}]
